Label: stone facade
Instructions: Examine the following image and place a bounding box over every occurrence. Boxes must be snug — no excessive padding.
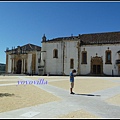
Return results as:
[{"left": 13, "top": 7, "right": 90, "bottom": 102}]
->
[{"left": 5, "top": 44, "right": 41, "bottom": 75}]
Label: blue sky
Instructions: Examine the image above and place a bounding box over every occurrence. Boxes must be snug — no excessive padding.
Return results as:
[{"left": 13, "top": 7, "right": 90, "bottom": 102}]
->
[{"left": 0, "top": 1, "right": 120, "bottom": 64}]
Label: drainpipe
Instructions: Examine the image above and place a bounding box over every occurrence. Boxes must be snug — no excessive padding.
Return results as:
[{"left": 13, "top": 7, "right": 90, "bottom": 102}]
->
[
  {"left": 76, "top": 35, "right": 81, "bottom": 75},
  {"left": 77, "top": 40, "right": 80, "bottom": 75}
]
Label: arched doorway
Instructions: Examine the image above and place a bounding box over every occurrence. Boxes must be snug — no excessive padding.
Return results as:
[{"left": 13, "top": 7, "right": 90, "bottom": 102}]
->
[
  {"left": 91, "top": 56, "right": 103, "bottom": 75},
  {"left": 17, "top": 60, "right": 22, "bottom": 74}
]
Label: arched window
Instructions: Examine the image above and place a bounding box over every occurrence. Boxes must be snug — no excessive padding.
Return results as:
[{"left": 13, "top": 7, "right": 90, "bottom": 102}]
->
[
  {"left": 53, "top": 49, "right": 58, "bottom": 58},
  {"left": 70, "top": 59, "right": 74, "bottom": 69}
]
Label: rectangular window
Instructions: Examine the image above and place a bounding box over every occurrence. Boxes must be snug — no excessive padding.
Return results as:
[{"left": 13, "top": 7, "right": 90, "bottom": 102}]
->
[
  {"left": 70, "top": 59, "right": 74, "bottom": 69},
  {"left": 105, "top": 51, "right": 112, "bottom": 64},
  {"left": 82, "top": 52, "right": 87, "bottom": 64},
  {"left": 106, "top": 52, "right": 111, "bottom": 64},
  {"left": 107, "top": 52, "right": 111, "bottom": 61}
]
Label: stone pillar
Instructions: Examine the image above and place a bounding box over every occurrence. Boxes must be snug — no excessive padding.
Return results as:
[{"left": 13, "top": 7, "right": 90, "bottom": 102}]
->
[
  {"left": 24, "top": 59, "right": 25, "bottom": 73},
  {"left": 32, "top": 54, "right": 36, "bottom": 75},
  {"left": 14, "top": 59, "right": 16, "bottom": 73},
  {"left": 25, "top": 59, "right": 27, "bottom": 73},
  {"left": 6, "top": 54, "right": 8, "bottom": 73},
  {"left": 13, "top": 59, "right": 14, "bottom": 73},
  {"left": 22, "top": 59, "right": 23, "bottom": 73}
]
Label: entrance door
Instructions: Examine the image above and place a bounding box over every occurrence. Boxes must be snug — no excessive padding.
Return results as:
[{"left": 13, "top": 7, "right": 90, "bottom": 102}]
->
[
  {"left": 97, "top": 65, "right": 101, "bottom": 74},
  {"left": 93, "top": 65, "right": 96, "bottom": 74},
  {"left": 17, "top": 60, "right": 22, "bottom": 74},
  {"left": 93, "top": 65, "right": 101, "bottom": 74},
  {"left": 91, "top": 56, "right": 103, "bottom": 75}
]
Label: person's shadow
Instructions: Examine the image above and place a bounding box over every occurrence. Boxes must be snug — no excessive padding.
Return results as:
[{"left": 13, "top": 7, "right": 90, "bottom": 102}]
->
[
  {"left": 0, "top": 93, "right": 14, "bottom": 97},
  {"left": 74, "top": 93, "right": 101, "bottom": 97}
]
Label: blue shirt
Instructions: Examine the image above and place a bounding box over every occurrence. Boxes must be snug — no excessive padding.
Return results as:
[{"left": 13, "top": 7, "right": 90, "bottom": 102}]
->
[{"left": 70, "top": 72, "right": 74, "bottom": 82}]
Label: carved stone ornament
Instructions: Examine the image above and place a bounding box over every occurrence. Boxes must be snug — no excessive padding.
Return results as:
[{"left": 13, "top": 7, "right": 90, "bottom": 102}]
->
[{"left": 17, "top": 47, "right": 21, "bottom": 54}]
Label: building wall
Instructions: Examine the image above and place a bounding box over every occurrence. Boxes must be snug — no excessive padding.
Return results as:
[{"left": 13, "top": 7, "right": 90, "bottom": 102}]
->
[
  {"left": 42, "top": 40, "right": 120, "bottom": 76},
  {"left": 42, "top": 40, "right": 79, "bottom": 75},
  {"left": 80, "top": 44, "right": 120, "bottom": 75},
  {"left": 43, "top": 41, "right": 63, "bottom": 75},
  {"left": 64, "top": 40, "right": 79, "bottom": 75}
]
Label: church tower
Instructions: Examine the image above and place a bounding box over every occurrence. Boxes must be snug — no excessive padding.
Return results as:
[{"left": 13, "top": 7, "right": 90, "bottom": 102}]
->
[
  {"left": 38, "top": 34, "right": 47, "bottom": 75},
  {"left": 42, "top": 34, "right": 46, "bottom": 42}
]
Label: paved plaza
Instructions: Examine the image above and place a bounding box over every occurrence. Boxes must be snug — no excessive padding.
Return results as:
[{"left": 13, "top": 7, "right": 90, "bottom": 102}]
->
[{"left": 0, "top": 75, "right": 120, "bottom": 118}]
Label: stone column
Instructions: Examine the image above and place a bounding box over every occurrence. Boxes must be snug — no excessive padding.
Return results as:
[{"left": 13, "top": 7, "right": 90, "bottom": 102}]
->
[
  {"left": 14, "top": 59, "right": 16, "bottom": 73},
  {"left": 13, "top": 59, "right": 14, "bottom": 73},
  {"left": 6, "top": 54, "right": 8, "bottom": 73},
  {"left": 24, "top": 59, "right": 25, "bottom": 73},
  {"left": 22, "top": 59, "right": 23, "bottom": 73}
]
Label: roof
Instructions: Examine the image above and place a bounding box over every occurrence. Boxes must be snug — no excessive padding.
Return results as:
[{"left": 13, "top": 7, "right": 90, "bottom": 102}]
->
[
  {"left": 80, "top": 31, "right": 120, "bottom": 45},
  {"left": 43, "top": 36, "right": 79, "bottom": 42},
  {"left": 42, "top": 31, "right": 120, "bottom": 45},
  {"left": 21, "top": 43, "right": 41, "bottom": 51},
  {"left": 5, "top": 43, "right": 41, "bottom": 52}
]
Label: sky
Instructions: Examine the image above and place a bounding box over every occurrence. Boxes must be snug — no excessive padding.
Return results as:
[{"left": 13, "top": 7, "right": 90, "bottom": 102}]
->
[{"left": 0, "top": 1, "right": 120, "bottom": 64}]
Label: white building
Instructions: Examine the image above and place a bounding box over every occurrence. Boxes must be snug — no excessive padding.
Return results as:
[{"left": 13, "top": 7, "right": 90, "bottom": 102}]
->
[
  {"left": 39, "top": 32, "right": 120, "bottom": 76},
  {"left": 5, "top": 31, "right": 120, "bottom": 76}
]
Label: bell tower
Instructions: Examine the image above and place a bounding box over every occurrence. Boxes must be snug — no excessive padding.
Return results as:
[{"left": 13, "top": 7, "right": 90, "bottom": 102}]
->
[{"left": 42, "top": 34, "right": 46, "bottom": 42}]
